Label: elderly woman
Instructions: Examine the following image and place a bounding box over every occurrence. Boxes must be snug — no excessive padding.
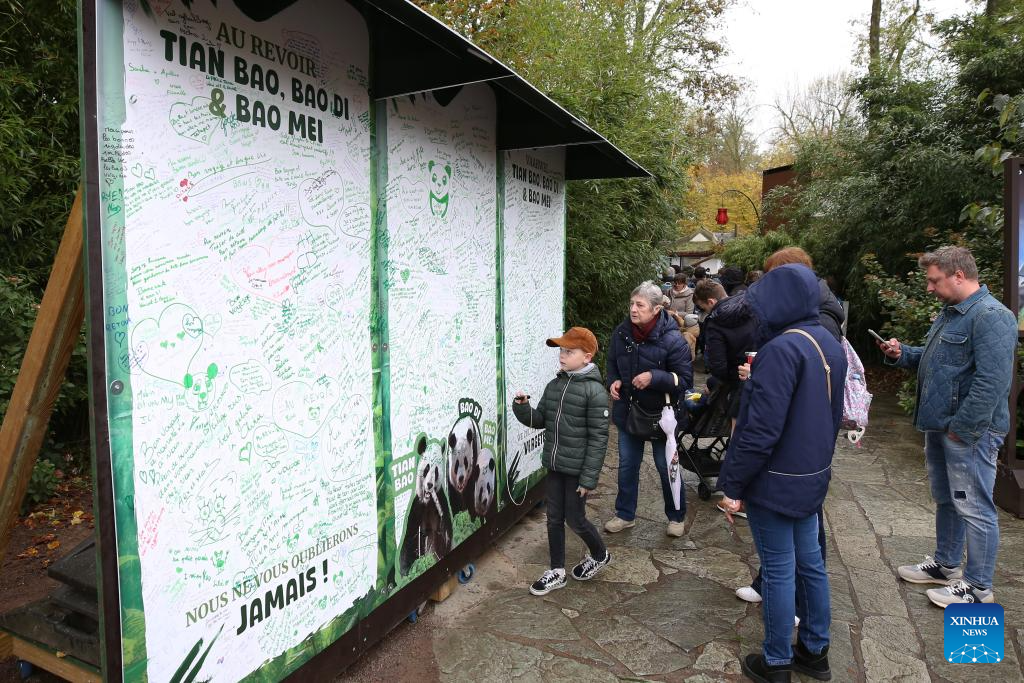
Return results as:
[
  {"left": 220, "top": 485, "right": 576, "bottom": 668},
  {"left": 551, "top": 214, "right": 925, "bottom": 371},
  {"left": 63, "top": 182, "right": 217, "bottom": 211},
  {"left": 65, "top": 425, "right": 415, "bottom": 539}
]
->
[{"left": 605, "top": 281, "right": 693, "bottom": 537}]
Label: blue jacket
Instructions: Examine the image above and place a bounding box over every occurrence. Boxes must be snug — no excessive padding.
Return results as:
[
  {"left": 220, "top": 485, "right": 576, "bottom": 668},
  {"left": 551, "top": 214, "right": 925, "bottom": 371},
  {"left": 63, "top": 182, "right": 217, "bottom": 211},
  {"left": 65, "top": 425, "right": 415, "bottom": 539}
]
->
[
  {"left": 718, "top": 265, "right": 847, "bottom": 518},
  {"left": 886, "top": 285, "right": 1016, "bottom": 444},
  {"left": 606, "top": 310, "right": 693, "bottom": 430}
]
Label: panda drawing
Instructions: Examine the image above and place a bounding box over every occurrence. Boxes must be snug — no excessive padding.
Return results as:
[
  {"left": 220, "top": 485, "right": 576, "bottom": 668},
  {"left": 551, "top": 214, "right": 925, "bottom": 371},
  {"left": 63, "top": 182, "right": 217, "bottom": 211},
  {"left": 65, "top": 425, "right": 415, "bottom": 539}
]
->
[
  {"left": 445, "top": 415, "right": 480, "bottom": 516},
  {"left": 399, "top": 437, "right": 453, "bottom": 576},
  {"left": 471, "top": 447, "right": 497, "bottom": 520}
]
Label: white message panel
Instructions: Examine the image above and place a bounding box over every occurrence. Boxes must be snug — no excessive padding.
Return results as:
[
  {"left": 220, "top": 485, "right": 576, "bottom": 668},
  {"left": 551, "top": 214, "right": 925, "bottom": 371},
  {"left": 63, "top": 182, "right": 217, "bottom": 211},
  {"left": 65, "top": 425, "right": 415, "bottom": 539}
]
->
[
  {"left": 383, "top": 86, "right": 498, "bottom": 579},
  {"left": 100, "top": 1, "right": 376, "bottom": 678},
  {"left": 502, "top": 148, "right": 567, "bottom": 492}
]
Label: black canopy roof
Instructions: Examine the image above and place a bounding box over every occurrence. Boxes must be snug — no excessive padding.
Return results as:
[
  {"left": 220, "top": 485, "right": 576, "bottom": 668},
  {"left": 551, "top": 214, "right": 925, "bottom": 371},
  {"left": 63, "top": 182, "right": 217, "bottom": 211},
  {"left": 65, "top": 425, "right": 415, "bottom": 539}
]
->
[{"left": 355, "top": 0, "right": 651, "bottom": 180}]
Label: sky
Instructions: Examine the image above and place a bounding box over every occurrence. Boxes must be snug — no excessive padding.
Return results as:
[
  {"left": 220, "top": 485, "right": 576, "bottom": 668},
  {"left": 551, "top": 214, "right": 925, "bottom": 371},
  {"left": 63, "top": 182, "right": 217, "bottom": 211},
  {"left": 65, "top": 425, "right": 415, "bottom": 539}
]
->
[{"left": 715, "top": 0, "right": 979, "bottom": 151}]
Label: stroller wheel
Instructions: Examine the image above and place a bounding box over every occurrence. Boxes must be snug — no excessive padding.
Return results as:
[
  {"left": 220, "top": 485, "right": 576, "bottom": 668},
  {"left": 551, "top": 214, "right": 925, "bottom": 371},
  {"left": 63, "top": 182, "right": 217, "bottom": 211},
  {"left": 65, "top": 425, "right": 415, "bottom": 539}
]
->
[{"left": 698, "top": 482, "right": 711, "bottom": 501}]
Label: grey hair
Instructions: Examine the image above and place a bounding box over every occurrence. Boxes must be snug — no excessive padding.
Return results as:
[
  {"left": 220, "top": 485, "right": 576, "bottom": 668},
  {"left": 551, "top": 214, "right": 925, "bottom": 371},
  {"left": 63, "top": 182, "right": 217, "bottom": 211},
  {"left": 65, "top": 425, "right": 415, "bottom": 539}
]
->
[
  {"left": 631, "top": 281, "right": 664, "bottom": 309},
  {"left": 919, "top": 246, "right": 978, "bottom": 280}
]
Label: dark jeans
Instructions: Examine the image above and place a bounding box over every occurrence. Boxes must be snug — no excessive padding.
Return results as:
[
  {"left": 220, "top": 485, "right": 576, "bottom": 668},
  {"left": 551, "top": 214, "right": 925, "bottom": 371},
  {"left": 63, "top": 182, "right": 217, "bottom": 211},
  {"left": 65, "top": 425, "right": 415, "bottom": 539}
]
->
[
  {"left": 747, "top": 502, "right": 831, "bottom": 666},
  {"left": 546, "top": 470, "right": 606, "bottom": 569},
  {"left": 615, "top": 429, "right": 685, "bottom": 522},
  {"left": 751, "top": 508, "right": 826, "bottom": 595}
]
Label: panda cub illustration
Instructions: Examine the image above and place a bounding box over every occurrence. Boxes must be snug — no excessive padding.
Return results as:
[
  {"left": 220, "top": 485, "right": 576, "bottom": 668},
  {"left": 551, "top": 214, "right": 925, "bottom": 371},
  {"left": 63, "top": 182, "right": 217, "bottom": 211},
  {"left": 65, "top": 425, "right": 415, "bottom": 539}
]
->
[
  {"left": 446, "top": 416, "right": 480, "bottom": 516},
  {"left": 472, "top": 447, "right": 497, "bottom": 520},
  {"left": 399, "top": 437, "right": 453, "bottom": 576},
  {"left": 445, "top": 417, "right": 497, "bottom": 521}
]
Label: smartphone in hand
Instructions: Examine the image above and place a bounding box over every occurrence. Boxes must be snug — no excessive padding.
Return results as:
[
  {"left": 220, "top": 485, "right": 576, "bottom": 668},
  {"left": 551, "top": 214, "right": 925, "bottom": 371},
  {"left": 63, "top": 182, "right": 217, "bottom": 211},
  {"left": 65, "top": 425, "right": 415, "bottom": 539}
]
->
[{"left": 867, "top": 329, "right": 890, "bottom": 349}]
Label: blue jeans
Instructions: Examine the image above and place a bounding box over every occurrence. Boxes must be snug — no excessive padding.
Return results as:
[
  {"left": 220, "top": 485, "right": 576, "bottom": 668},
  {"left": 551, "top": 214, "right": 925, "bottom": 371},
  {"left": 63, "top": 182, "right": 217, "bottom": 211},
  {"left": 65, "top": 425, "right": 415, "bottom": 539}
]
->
[
  {"left": 746, "top": 502, "right": 830, "bottom": 666},
  {"left": 614, "top": 430, "right": 684, "bottom": 522},
  {"left": 750, "top": 510, "right": 826, "bottom": 596},
  {"left": 925, "top": 430, "right": 1004, "bottom": 590}
]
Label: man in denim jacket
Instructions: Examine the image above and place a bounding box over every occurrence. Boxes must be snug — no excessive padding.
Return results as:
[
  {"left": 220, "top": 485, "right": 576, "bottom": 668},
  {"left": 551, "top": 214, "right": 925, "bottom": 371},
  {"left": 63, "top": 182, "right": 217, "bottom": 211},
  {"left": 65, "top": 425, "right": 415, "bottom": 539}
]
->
[{"left": 881, "top": 246, "right": 1017, "bottom": 607}]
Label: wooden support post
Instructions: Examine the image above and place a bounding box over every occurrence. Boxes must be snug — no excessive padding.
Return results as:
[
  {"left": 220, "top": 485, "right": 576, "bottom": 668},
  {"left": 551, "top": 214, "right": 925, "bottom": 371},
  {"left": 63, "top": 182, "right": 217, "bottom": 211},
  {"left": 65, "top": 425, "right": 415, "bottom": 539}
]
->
[
  {"left": 428, "top": 575, "right": 458, "bottom": 603},
  {"left": 0, "top": 188, "right": 85, "bottom": 556},
  {"left": 8, "top": 633, "right": 101, "bottom": 683}
]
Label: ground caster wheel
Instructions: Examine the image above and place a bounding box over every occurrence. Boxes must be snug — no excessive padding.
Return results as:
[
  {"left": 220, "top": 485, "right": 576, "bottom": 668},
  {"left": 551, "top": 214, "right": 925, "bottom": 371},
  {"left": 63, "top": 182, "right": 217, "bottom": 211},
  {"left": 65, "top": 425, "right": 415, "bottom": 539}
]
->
[
  {"left": 17, "top": 660, "right": 33, "bottom": 680},
  {"left": 458, "top": 563, "right": 476, "bottom": 584},
  {"left": 698, "top": 482, "right": 711, "bottom": 501}
]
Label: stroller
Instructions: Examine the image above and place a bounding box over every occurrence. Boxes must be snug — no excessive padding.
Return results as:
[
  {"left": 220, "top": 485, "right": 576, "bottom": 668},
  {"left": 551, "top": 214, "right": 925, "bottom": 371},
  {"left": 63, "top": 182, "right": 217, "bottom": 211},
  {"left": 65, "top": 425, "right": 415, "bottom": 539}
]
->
[{"left": 675, "top": 383, "right": 733, "bottom": 501}]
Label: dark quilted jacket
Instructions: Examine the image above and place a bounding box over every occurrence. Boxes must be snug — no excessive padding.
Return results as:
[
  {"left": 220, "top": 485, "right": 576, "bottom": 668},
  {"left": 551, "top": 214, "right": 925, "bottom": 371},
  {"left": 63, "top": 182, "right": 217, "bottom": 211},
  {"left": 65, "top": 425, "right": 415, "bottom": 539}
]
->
[
  {"left": 606, "top": 310, "right": 693, "bottom": 429},
  {"left": 511, "top": 364, "right": 610, "bottom": 489},
  {"left": 704, "top": 293, "right": 757, "bottom": 385}
]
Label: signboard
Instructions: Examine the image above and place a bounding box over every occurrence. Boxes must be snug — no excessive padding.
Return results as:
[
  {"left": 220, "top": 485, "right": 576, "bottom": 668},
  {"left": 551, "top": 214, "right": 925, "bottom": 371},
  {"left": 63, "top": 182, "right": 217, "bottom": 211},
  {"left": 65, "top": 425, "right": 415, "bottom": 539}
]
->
[
  {"left": 383, "top": 86, "right": 499, "bottom": 583},
  {"left": 501, "top": 148, "right": 567, "bottom": 501},
  {"left": 83, "top": 2, "right": 568, "bottom": 680}
]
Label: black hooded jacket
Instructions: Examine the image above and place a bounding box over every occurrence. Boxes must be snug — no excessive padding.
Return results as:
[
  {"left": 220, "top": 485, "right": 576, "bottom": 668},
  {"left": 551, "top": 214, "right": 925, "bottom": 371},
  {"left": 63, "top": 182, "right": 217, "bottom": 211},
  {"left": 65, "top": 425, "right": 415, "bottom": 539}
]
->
[{"left": 703, "top": 293, "right": 757, "bottom": 386}]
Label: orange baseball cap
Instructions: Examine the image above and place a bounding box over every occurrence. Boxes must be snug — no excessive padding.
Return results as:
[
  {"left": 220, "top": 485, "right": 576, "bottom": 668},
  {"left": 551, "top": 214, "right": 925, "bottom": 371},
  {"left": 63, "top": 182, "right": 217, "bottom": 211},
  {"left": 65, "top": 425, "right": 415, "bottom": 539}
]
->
[{"left": 546, "top": 327, "right": 598, "bottom": 356}]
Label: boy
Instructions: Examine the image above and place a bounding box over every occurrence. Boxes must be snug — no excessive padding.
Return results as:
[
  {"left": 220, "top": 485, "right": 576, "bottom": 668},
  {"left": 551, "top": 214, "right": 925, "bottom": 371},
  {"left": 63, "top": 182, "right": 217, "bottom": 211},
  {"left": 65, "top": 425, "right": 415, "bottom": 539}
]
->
[{"left": 512, "top": 326, "right": 611, "bottom": 595}]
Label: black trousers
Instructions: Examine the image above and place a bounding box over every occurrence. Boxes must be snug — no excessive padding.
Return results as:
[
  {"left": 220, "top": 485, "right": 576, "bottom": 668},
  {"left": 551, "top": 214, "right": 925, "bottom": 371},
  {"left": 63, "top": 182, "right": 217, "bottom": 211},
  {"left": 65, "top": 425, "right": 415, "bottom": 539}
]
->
[{"left": 546, "top": 470, "right": 606, "bottom": 569}]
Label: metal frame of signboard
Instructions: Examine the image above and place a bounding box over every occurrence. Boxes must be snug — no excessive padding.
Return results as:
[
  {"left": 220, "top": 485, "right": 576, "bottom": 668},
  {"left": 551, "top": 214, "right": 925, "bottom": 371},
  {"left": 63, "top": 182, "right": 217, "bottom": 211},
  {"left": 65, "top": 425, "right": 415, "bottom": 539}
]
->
[{"left": 996, "top": 156, "right": 1024, "bottom": 517}]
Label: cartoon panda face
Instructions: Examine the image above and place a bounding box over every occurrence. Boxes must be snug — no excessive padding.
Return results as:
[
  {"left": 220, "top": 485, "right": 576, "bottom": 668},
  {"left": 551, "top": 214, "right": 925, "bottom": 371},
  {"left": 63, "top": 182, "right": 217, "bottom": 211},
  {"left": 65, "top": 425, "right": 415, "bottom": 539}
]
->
[
  {"left": 447, "top": 416, "right": 479, "bottom": 492},
  {"left": 428, "top": 160, "right": 451, "bottom": 200},
  {"left": 474, "top": 449, "right": 496, "bottom": 516}
]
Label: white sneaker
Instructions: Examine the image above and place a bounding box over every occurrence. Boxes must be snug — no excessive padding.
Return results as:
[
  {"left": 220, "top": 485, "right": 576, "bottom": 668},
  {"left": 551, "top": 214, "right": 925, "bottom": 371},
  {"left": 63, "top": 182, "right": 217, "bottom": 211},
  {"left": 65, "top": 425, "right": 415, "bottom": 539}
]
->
[
  {"left": 795, "top": 616, "right": 801, "bottom": 627},
  {"left": 735, "top": 585, "right": 762, "bottom": 603}
]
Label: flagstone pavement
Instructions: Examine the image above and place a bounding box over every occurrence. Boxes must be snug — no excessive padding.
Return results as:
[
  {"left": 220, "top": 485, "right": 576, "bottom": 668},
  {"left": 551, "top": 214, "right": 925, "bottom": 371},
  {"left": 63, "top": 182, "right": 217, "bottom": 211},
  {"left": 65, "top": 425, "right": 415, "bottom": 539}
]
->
[{"left": 344, "top": 389, "right": 1024, "bottom": 682}]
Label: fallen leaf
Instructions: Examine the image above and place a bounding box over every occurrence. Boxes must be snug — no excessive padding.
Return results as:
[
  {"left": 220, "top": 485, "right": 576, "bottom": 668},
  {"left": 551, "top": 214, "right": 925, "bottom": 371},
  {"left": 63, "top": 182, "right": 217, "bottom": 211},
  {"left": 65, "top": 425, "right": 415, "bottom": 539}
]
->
[
  {"left": 47, "top": 540, "right": 60, "bottom": 550},
  {"left": 55, "top": 651, "right": 66, "bottom": 659},
  {"left": 19, "top": 547, "right": 39, "bottom": 558}
]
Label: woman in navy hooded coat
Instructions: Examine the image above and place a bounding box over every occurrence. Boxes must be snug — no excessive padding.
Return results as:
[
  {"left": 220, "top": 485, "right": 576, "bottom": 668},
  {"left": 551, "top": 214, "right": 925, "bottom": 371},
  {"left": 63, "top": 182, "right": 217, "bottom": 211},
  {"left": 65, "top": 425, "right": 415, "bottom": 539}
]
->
[
  {"left": 605, "top": 281, "right": 693, "bottom": 537},
  {"left": 718, "top": 264, "right": 847, "bottom": 682}
]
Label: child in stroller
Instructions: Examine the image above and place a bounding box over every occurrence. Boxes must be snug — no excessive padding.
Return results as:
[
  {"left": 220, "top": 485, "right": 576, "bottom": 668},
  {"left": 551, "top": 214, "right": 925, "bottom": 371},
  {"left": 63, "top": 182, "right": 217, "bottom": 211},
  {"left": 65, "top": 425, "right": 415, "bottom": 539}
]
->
[{"left": 675, "top": 378, "right": 733, "bottom": 500}]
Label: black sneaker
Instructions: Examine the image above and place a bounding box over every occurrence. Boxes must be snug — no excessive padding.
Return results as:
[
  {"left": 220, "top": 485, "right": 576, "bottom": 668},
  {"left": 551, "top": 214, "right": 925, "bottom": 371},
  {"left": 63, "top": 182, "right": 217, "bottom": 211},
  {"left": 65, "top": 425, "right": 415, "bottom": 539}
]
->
[
  {"left": 740, "top": 653, "right": 791, "bottom": 682},
  {"left": 529, "top": 569, "right": 566, "bottom": 596},
  {"left": 793, "top": 641, "right": 831, "bottom": 681},
  {"left": 571, "top": 551, "right": 611, "bottom": 581}
]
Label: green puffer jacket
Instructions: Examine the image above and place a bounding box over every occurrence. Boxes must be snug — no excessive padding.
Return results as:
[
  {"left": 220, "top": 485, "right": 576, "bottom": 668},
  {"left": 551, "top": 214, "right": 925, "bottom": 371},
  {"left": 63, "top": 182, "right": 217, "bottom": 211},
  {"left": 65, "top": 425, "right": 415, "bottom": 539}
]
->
[{"left": 511, "top": 363, "right": 610, "bottom": 490}]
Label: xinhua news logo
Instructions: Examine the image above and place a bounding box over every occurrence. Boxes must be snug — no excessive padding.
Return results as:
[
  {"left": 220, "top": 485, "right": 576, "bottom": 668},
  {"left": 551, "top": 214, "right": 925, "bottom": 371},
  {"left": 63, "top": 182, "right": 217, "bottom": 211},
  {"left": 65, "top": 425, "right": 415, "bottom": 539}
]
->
[{"left": 944, "top": 603, "right": 1004, "bottom": 664}]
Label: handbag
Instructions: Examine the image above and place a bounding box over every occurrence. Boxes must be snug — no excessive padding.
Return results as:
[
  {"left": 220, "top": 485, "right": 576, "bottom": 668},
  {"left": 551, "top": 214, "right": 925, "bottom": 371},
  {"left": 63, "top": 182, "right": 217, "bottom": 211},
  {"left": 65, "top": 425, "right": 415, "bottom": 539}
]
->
[{"left": 625, "top": 392, "right": 672, "bottom": 440}]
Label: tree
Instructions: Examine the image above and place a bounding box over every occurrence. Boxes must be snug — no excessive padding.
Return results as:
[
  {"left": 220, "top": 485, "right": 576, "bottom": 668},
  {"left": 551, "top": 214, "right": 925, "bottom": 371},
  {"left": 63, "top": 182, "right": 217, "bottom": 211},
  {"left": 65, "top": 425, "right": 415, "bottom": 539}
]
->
[
  {"left": 0, "top": 0, "right": 88, "bottom": 469},
  {"left": 768, "top": 4, "right": 1024, "bottom": 361},
  {"left": 771, "top": 72, "right": 859, "bottom": 150},
  {"left": 707, "top": 96, "right": 761, "bottom": 174}
]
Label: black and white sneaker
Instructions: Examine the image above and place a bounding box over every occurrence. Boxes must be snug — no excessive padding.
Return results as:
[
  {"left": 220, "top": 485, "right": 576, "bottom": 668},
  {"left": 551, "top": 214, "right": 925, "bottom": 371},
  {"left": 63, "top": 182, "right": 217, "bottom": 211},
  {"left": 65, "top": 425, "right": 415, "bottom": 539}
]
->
[
  {"left": 927, "top": 579, "right": 995, "bottom": 608},
  {"left": 896, "top": 556, "right": 962, "bottom": 585},
  {"left": 571, "top": 551, "right": 611, "bottom": 581},
  {"left": 530, "top": 569, "right": 567, "bottom": 595}
]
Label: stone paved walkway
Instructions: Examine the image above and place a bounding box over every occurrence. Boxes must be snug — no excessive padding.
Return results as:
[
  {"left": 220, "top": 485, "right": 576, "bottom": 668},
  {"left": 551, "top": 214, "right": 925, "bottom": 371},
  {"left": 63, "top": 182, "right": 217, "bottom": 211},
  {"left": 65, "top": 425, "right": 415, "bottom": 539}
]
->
[{"left": 346, "top": 389, "right": 1024, "bottom": 682}]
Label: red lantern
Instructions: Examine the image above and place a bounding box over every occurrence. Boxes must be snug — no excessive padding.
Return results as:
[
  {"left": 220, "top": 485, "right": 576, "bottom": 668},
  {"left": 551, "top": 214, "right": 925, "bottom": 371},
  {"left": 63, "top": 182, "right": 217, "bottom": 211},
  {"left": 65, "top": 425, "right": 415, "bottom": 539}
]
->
[{"left": 715, "top": 207, "right": 729, "bottom": 225}]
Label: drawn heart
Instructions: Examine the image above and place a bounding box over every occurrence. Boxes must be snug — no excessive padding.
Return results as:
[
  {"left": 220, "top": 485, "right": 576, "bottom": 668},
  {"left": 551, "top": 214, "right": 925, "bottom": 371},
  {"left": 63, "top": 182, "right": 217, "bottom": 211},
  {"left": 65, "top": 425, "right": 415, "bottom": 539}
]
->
[
  {"left": 131, "top": 163, "right": 143, "bottom": 178},
  {"left": 115, "top": 331, "right": 126, "bottom": 346},
  {"left": 203, "top": 314, "right": 222, "bottom": 337},
  {"left": 272, "top": 377, "right": 339, "bottom": 438},
  {"left": 238, "top": 442, "right": 252, "bottom": 464},
  {"left": 144, "top": 168, "right": 156, "bottom": 181},
  {"left": 182, "top": 314, "right": 203, "bottom": 338},
  {"left": 130, "top": 303, "right": 203, "bottom": 384},
  {"left": 104, "top": 176, "right": 113, "bottom": 186},
  {"left": 168, "top": 97, "right": 217, "bottom": 145}
]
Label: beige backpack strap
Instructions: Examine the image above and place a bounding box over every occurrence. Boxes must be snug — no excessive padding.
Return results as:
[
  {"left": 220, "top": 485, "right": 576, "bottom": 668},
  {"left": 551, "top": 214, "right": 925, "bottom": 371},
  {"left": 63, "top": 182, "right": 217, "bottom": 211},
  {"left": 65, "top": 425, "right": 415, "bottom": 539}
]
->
[{"left": 783, "top": 329, "right": 832, "bottom": 402}]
